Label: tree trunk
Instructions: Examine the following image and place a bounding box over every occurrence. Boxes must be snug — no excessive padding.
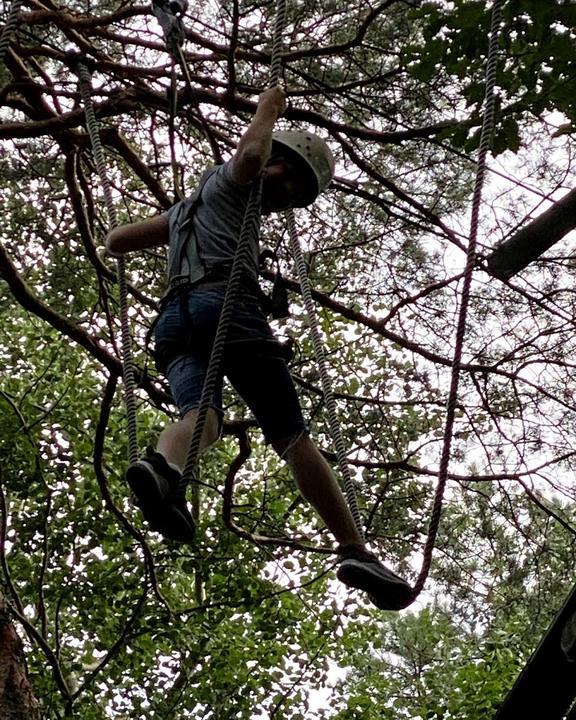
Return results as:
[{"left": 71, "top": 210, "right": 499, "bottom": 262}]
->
[{"left": 0, "top": 592, "right": 40, "bottom": 720}]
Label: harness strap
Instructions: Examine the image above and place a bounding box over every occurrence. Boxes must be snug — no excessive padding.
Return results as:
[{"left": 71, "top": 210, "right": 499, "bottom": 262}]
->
[{"left": 166, "top": 165, "right": 218, "bottom": 285}]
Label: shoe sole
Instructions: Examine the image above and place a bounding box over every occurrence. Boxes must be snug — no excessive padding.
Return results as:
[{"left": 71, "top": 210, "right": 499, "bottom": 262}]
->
[
  {"left": 126, "top": 463, "right": 195, "bottom": 544},
  {"left": 337, "top": 559, "right": 413, "bottom": 610}
]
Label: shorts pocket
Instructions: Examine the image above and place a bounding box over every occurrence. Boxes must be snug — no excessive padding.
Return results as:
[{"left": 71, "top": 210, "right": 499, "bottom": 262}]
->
[{"left": 154, "top": 298, "right": 186, "bottom": 372}]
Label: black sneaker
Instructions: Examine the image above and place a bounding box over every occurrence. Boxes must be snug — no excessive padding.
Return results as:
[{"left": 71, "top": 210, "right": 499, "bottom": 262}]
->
[
  {"left": 126, "top": 448, "right": 196, "bottom": 544},
  {"left": 337, "top": 546, "right": 413, "bottom": 611}
]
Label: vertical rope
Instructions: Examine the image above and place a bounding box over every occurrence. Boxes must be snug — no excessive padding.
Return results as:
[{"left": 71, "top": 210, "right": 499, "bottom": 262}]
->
[
  {"left": 270, "top": 0, "right": 363, "bottom": 536},
  {"left": 0, "top": 0, "right": 22, "bottom": 63},
  {"left": 77, "top": 63, "right": 139, "bottom": 465},
  {"left": 267, "top": 0, "right": 364, "bottom": 537},
  {"left": 271, "top": 0, "right": 364, "bottom": 537},
  {"left": 180, "top": 183, "right": 263, "bottom": 487},
  {"left": 411, "top": 0, "right": 504, "bottom": 599},
  {"left": 179, "top": 0, "right": 288, "bottom": 489},
  {"left": 268, "top": 0, "right": 286, "bottom": 88},
  {"left": 286, "top": 211, "right": 365, "bottom": 538}
]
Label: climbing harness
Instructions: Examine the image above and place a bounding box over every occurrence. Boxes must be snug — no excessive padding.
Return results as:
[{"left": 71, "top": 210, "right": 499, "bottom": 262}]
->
[
  {"left": 76, "top": 61, "right": 139, "bottom": 466},
  {"left": 152, "top": 0, "right": 223, "bottom": 195},
  {"left": 165, "top": 165, "right": 219, "bottom": 287},
  {"left": 151, "top": 0, "right": 188, "bottom": 56},
  {"left": 151, "top": 0, "right": 189, "bottom": 197},
  {"left": 0, "top": 0, "right": 22, "bottom": 63},
  {"left": 411, "top": 0, "right": 504, "bottom": 600},
  {"left": 151, "top": 0, "right": 194, "bottom": 92}
]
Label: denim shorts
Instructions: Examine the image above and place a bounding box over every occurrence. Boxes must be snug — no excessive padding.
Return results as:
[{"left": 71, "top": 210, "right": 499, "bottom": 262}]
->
[{"left": 154, "top": 284, "right": 306, "bottom": 443}]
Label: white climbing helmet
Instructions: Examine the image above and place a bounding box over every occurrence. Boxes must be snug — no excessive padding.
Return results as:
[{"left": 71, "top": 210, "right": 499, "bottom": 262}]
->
[{"left": 271, "top": 130, "right": 335, "bottom": 207}]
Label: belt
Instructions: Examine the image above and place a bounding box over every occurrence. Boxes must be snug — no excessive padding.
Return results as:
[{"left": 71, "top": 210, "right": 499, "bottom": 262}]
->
[
  {"left": 169, "top": 263, "right": 234, "bottom": 290},
  {"left": 164, "top": 268, "right": 263, "bottom": 308},
  {"left": 169, "top": 276, "right": 228, "bottom": 290}
]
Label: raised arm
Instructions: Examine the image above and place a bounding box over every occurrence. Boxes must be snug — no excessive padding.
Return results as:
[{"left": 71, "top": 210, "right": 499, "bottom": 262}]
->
[
  {"left": 105, "top": 214, "right": 169, "bottom": 257},
  {"left": 230, "top": 86, "right": 286, "bottom": 185}
]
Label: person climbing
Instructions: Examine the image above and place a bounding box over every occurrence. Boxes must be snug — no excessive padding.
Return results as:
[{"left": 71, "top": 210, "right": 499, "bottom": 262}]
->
[{"left": 105, "top": 86, "right": 412, "bottom": 611}]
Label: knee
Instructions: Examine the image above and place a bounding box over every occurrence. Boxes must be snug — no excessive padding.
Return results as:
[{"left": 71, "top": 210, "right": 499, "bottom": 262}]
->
[{"left": 272, "top": 431, "right": 311, "bottom": 462}]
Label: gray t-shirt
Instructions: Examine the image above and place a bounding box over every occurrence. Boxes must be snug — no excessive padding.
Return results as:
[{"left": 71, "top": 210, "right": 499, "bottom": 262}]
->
[{"left": 166, "top": 161, "right": 261, "bottom": 284}]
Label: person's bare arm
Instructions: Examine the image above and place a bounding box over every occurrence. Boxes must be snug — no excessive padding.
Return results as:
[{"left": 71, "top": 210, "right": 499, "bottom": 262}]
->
[
  {"left": 106, "top": 89, "right": 285, "bottom": 254},
  {"left": 230, "top": 86, "right": 286, "bottom": 185},
  {"left": 105, "top": 214, "right": 169, "bottom": 257}
]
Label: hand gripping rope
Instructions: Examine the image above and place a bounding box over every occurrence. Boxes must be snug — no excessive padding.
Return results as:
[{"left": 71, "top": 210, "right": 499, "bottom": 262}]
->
[
  {"left": 411, "top": 0, "right": 504, "bottom": 600},
  {"left": 76, "top": 62, "right": 140, "bottom": 466}
]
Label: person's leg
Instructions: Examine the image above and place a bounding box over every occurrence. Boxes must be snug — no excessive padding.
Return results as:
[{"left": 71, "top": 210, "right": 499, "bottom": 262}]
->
[
  {"left": 127, "top": 408, "right": 220, "bottom": 545},
  {"left": 131, "top": 288, "right": 226, "bottom": 543},
  {"left": 275, "top": 433, "right": 413, "bottom": 610},
  {"left": 272, "top": 432, "right": 364, "bottom": 549},
  {"left": 157, "top": 407, "right": 220, "bottom": 470},
  {"left": 129, "top": 316, "right": 224, "bottom": 542},
  {"left": 228, "top": 339, "right": 413, "bottom": 611}
]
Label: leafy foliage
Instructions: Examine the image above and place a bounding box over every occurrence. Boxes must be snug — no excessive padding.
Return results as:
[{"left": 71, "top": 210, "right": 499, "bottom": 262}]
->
[{"left": 1, "top": 0, "right": 576, "bottom": 718}]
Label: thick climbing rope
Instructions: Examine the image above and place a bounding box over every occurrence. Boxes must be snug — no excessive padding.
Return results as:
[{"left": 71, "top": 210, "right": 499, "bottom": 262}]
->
[
  {"left": 178, "top": 0, "right": 288, "bottom": 491},
  {"left": 0, "top": 0, "right": 22, "bottom": 63},
  {"left": 179, "top": 180, "right": 265, "bottom": 487},
  {"left": 411, "top": 0, "right": 504, "bottom": 599},
  {"left": 76, "top": 62, "right": 139, "bottom": 465},
  {"left": 286, "top": 212, "right": 364, "bottom": 538}
]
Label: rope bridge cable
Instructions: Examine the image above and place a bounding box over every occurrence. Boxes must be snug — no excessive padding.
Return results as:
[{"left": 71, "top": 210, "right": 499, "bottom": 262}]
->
[
  {"left": 177, "top": 0, "right": 288, "bottom": 491},
  {"left": 0, "top": 0, "right": 22, "bottom": 63},
  {"left": 286, "top": 211, "right": 364, "bottom": 539},
  {"left": 411, "top": 0, "right": 504, "bottom": 600},
  {"left": 76, "top": 62, "right": 140, "bottom": 466}
]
